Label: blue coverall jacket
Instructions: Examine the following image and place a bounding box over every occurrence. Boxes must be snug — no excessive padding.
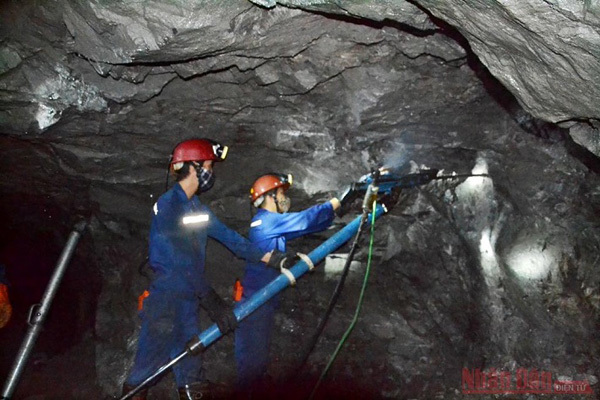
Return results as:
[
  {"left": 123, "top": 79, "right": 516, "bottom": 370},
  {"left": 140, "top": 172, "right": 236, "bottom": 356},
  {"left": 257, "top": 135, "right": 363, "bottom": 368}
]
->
[
  {"left": 235, "top": 202, "right": 335, "bottom": 389},
  {"left": 126, "top": 183, "right": 265, "bottom": 387}
]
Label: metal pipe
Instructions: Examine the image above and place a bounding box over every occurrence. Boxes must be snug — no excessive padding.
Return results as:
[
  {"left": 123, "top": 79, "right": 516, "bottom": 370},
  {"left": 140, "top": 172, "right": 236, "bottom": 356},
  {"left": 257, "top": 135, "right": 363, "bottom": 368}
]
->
[
  {"left": 1, "top": 221, "right": 87, "bottom": 400},
  {"left": 121, "top": 205, "right": 386, "bottom": 399}
]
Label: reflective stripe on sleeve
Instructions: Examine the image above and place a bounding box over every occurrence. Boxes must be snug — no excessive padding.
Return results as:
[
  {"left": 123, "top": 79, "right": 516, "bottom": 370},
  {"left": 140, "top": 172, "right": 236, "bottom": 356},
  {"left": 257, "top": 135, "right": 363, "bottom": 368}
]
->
[{"left": 183, "top": 213, "right": 210, "bottom": 225}]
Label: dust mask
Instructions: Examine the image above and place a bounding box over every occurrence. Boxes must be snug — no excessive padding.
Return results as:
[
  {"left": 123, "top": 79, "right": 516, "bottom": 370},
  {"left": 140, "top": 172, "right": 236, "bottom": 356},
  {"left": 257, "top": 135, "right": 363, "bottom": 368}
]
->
[{"left": 198, "top": 168, "right": 215, "bottom": 193}]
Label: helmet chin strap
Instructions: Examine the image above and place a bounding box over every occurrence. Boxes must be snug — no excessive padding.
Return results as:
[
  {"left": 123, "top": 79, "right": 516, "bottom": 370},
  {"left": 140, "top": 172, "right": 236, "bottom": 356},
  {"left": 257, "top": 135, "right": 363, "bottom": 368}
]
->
[{"left": 165, "top": 155, "right": 173, "bottom": 192}]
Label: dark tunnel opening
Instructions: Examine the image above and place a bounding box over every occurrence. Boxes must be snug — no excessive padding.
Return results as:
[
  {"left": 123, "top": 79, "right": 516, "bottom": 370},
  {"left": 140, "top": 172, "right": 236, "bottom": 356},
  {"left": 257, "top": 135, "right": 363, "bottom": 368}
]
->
[{"left": 0, "top": 194, "right": 100, "bottom": 390}]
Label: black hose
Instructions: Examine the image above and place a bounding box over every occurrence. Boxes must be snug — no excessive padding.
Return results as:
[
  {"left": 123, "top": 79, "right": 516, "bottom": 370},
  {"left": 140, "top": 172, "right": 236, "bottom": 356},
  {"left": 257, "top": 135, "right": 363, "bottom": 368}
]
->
[
  {"left": 294, "top": 208, "right": 370, "bottom": 377},
  {"left": 294, "top": 169, "right": 380, "bottom": 378},
  {"left": 293, "top": 170, "right": 480, "bottom": 379}
]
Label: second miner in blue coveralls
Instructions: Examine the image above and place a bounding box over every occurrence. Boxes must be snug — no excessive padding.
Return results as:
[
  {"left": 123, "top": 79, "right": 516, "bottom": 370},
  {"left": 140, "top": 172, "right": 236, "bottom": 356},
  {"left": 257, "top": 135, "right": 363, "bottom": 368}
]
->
[{"left": 235, "top": 173, "right": 349, "bottom": 392}]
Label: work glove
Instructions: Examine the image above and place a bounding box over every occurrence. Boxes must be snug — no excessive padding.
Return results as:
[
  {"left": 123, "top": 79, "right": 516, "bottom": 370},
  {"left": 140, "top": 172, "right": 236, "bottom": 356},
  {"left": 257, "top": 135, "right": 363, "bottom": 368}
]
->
[
  {"left": 266, "top": 249, "right": 299, "bottom": 270},
  {"left": 199, "top": 288, "right": 238, "bottom": 335},
  {"left": 336, "top": 183, "right": 362, "bottom": 217}
]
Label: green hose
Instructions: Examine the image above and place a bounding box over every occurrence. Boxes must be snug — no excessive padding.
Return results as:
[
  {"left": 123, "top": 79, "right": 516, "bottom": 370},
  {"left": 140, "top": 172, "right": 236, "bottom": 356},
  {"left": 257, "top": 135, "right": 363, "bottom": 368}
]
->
[{"left": 308, "top": 199, "right": 378, "bottom": 400}]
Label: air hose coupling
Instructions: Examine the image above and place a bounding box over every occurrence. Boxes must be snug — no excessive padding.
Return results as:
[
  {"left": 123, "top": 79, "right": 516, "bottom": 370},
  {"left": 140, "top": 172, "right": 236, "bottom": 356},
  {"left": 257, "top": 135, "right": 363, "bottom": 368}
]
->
[
  {"left": 186, "top": 336, "right": 206, "bottom": 355},
  {"left": 362, "top": 167, "right": 381, "bottom": 211},
  {"left": 362, "top": 183, "right": 379, "bottom": 211}
]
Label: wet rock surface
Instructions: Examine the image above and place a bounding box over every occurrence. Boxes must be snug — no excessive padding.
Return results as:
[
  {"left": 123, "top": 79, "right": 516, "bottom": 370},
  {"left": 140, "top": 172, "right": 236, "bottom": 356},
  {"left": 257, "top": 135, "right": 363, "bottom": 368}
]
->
[{"left": 0, "top": 1, "right": 598, "bottom": 399}]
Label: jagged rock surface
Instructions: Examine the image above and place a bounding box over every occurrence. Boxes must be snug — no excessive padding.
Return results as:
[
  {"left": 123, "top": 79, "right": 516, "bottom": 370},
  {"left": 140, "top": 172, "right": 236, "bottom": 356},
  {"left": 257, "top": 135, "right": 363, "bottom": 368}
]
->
[{"left": 250, "top": 0, "right": 600, "bottom": 154}]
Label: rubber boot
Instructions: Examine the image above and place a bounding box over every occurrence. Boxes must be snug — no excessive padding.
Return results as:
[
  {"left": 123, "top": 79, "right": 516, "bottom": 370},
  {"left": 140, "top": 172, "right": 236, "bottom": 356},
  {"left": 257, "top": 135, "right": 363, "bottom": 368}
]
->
[{"left": 121, "top": 383, "right": 148, "bottom": 400}]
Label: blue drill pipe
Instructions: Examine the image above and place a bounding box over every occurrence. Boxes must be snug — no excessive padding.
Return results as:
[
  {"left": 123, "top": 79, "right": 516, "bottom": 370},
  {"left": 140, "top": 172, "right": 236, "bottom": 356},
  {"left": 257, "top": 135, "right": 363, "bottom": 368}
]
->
[
  {"left": 120, "top": 204, "right": 387, "bottom": 400},
  {"left": 209, "top": 202, "right": 386, "bottom": 347}
]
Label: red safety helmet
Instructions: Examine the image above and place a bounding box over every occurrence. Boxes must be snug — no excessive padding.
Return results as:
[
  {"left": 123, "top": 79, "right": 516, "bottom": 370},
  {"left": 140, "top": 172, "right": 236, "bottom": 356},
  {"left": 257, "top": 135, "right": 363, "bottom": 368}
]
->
[
  {"left": 170, "top": 138, "right": 228, "bottom": 169},
  {"left": 250, "top": 173, "right": 293, "bottom": 207}
]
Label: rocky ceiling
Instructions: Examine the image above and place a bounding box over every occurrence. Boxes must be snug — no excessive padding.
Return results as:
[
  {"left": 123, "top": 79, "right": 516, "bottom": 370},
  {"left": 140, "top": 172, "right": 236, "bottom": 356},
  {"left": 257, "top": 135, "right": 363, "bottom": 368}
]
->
[{"left": 0, "top": 0, "right": 599, "bottom": 399}]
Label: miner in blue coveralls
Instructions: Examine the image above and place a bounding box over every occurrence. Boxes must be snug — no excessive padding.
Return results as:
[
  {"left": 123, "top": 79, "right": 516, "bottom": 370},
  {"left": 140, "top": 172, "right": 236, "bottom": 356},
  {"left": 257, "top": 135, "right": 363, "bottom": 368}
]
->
[
  {"left": 122, "top": 139, "right": 291, "bottom": 400},
  {"left": 234, "top": 173, "right": 357, "bottom": 393}
]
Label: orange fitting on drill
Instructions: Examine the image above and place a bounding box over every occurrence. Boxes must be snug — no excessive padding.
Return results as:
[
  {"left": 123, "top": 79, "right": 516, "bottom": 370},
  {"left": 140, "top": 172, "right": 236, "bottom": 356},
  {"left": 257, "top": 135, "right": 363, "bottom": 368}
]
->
[
  {"left": 138, "top": 290, "right": 150, "bottom": 311},
  {"left": 233, "top": 279, "right": 243, "bottom": 302}
]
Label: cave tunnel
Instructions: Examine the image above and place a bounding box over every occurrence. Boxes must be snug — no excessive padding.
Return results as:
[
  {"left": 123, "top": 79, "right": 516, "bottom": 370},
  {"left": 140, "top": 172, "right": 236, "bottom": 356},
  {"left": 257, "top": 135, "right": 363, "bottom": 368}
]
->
[{"left": 1, "top": 0, "right": 599, "bottom": 399}]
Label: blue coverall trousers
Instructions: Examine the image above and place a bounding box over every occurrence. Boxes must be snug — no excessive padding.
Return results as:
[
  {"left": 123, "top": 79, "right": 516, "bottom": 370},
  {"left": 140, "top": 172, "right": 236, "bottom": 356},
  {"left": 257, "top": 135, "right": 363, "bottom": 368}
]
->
[
  {"left": 125, "top": 290, "right": 203, "bottom": 387},
  {"left": 234, "top": 285, "right": 279, "bottom": 390}
]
